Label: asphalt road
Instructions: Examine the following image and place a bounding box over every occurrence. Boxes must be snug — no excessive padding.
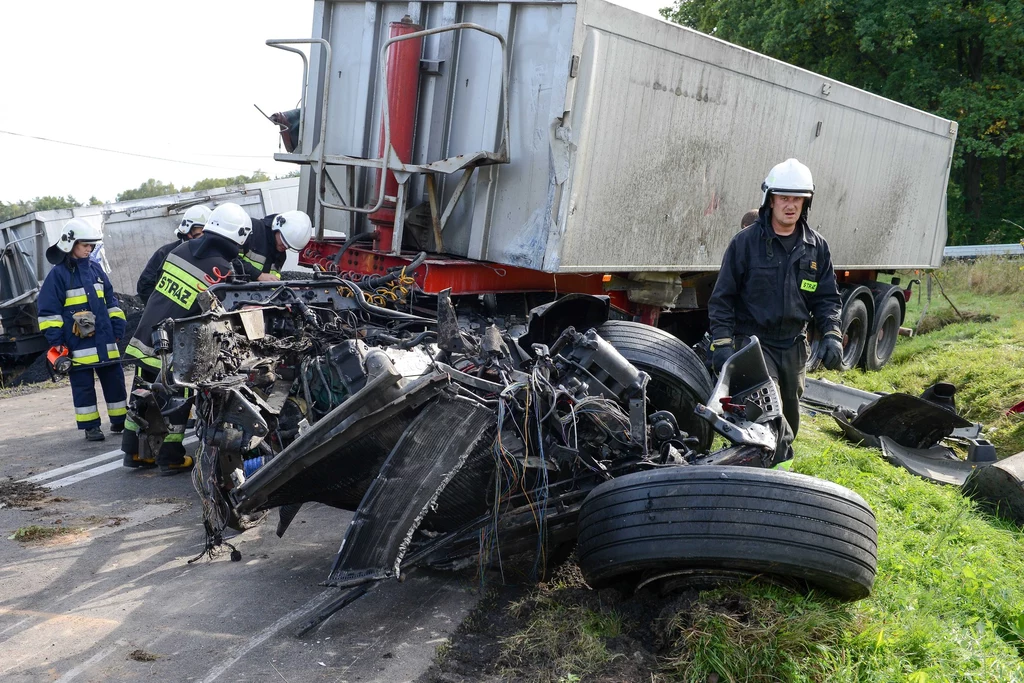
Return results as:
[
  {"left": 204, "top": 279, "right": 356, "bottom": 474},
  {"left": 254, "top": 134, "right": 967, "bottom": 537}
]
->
[{"left": 0, "top": 380, "right": 478, "bottom": 682}]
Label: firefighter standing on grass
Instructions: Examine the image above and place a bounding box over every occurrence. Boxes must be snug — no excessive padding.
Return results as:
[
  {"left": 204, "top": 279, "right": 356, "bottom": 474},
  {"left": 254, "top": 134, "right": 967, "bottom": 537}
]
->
[
  {"left": 238, "top": 210, "right": 314, "bottom": 281},
  {"left": 136, "top": 205, "right": 211, "bottom": 304},
  {"left": 121, "top": 202, "right": 252, "bottom": 475},
  {"left": 37, "top": 219, "right": 128, "bottom": 442},
  {"left": 707, "top": 158, "right": 844, "bottom": 462}
]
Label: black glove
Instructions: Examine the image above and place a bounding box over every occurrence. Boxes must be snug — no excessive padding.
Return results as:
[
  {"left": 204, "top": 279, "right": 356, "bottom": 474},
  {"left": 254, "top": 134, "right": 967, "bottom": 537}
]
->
[
  {"left": 711, "top": 338, "right": 735, "bottom": 374},
  {"left": 819, "top": 331, "right": 844, "bottom": 370}
]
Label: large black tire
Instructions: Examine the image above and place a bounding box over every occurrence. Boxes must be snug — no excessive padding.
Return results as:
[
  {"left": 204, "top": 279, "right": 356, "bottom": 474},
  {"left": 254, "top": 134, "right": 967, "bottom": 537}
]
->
[
  {"left": 839, "top": 299, "right": 869, "bottom": 372},
  {"left": 862, "top": 296, "right": 902, "bottom": 371},
  {"left": 576, "top": 466, "right": 877, "bottom": 601},
  {"left": 595, "top": 321, "right": 714, "bottom": 451}
]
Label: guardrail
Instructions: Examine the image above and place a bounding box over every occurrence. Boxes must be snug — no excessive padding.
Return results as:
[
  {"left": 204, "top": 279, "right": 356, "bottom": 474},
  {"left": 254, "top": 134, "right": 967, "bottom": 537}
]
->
[{"left": 943, "top": 243, "right": 1024, "bottom": 258}]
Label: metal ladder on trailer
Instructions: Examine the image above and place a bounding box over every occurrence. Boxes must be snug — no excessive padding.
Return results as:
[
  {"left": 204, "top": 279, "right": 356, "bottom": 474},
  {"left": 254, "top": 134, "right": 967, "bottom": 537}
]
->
[{"left": 266, "top": 21, "right": 511, "bottom": 256}]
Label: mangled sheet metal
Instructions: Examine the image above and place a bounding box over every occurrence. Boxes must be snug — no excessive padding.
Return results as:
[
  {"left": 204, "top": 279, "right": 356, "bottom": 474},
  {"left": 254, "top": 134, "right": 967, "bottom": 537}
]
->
[
  {"left": 806, "top": 377, "right": 1024, "bottom": 526},
  {"left": 878, "top": 436, "right": 978, "bottom": 486},
  {"left": 832, "top": 393, "right": 971, "bottom": 450},
  {"left": 962, "top": 452, "right": 1024, "bottom": 525},
  {"left": 158, "top": 277, "right": 789, "bottom": 590}
]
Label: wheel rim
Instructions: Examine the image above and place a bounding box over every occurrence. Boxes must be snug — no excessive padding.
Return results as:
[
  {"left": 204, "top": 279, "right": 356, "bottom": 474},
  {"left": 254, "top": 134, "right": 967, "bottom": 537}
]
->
[
  {"left": 843, "top": 317, "right": 866, "bottom": 367},
  {"left": 875, "top": 313, "right": 899, "bottom": 362}
]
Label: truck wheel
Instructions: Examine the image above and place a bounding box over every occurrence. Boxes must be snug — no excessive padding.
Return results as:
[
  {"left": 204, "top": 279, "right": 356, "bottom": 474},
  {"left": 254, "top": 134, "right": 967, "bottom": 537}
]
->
[
  {"left": 840, "top": 299, "right": 869, "bottom": 371},
  {"left": 595, "top": 321, "right": 714, "bottom": 450},
  {"left": 576, "top": 466, "right": 877, "bottom": 601},
  {"left": 862, "top": 296, "right": 901, "bottom": 371}
]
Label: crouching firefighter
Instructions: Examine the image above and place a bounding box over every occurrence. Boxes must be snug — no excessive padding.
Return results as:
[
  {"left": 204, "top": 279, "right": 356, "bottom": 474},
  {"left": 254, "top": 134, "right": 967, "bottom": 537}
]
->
[
  {"left": 38, "top": 219, "right": 129, "bottom": 441},
  {"left": 121, "top": 202, "right": 252, "bottom": 475}
]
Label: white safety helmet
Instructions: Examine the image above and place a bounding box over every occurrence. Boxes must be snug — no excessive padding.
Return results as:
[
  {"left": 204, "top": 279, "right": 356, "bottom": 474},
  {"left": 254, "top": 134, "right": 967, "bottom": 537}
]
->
[
  {"left": 760, "top": 158, "right": 814, "bottom": 208},
  {"left": 176, "top": 204, "right": 212, "bottom": 237},
  {"left": 271, "top": 211, "right": 313, "bottom": 251},
  {"left": 53, "top": 218, "right": 103, "bottom": 254},
  {"left": 203, "top": 203, "right": 253, "bottom": 245}
]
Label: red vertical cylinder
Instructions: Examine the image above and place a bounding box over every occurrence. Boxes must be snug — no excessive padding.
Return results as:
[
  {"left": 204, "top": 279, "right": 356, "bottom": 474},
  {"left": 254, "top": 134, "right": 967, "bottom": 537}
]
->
[{"left": 370, "top": 16, "right": 423, "bottom": 252}]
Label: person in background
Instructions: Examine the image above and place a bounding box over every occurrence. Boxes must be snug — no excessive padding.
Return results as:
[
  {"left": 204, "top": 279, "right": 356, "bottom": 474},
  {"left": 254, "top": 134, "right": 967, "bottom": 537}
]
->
[
  {"left": 740, "top": 208, "right": 760, "bottom": 229},
  {"left": 238, "top": 211, "right": 314, "bottom": 281},
  {"left": 136, "top": 205, "right": 211, "bottom": 304},
  {"left": 708, "top": 159, "right": 844, "bottom": 463},
  {"left": 37, "top": 219, "right": 128, "bottom": 441}
]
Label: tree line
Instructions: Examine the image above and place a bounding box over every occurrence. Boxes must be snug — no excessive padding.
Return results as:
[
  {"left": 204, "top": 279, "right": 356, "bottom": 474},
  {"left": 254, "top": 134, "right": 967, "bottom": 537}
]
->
[
  {"left": 662, "top": 0, "right": 1023, "bottom": 245},
  {"left": 0, "top": 171, "right": 296, "bottom": 223}
]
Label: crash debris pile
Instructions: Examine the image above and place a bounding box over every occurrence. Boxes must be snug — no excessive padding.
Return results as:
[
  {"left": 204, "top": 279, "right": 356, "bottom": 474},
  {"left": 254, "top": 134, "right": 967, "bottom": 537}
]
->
[
  {"left": 141, "top": 271, "right": 877, "bottom": 606},
  {"left": 804, "top": 378, "right": 1024, "bottom": 524}
]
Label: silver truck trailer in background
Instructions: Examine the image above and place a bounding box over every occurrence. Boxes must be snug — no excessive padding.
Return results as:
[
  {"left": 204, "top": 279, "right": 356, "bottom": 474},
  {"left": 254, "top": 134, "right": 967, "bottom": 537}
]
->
[
  {"left": 285, "top": 0, "right": 956, "bottom": 271},
  {"left": 276, "top": 0, "right": 957, "bottom": 370}
]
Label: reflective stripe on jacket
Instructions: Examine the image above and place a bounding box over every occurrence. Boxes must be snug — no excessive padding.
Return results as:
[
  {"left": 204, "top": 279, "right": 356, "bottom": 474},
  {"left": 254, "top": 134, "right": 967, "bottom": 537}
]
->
[
  {"left": 36, "top": 256, "right": 126, "bottom": 367},
  {"left": 239, "top": 216, "right": 285, "bottom": 279}
]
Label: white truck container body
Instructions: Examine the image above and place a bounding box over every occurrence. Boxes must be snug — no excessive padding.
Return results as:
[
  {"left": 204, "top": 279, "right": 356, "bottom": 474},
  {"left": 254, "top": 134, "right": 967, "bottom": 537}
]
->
[{"left": 292, "top": 0, "right": 956, "bottom": 272}]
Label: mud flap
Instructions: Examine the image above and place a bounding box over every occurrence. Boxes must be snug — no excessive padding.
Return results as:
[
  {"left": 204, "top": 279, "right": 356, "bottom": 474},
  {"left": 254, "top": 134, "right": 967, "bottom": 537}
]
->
[
  {"left": 832, "top": 393, "right": 971, "bottom": 449},
  {"left": 878, "top": 436, "right": 979, "bottom": 486},
  {"left": 326, "top": 393, "right": 496, "bottom": 587},
  {"left": 962, "top": 451, "right": 1024, "bottom": 525}
]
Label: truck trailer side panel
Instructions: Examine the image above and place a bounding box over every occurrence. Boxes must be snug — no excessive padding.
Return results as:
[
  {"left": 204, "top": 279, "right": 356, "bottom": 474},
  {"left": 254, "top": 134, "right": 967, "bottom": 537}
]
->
[{"left": 297, "top": 0, "right": 956, "bottom": 273}]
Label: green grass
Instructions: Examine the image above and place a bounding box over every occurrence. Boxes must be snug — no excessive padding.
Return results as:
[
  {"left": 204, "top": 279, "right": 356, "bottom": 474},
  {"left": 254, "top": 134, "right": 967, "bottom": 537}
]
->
[{"left": 489, "top": 258, "right": 1024, "bottom": 682}]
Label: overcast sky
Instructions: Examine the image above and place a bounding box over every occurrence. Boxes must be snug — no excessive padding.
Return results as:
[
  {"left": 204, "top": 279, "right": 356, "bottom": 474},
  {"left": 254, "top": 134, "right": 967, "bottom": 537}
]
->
[{"left": 0, "top": 0, "right": 671, "bottom": 205}]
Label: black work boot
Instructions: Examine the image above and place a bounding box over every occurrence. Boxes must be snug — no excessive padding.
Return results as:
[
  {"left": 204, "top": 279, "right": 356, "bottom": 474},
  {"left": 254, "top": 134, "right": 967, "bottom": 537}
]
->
[
  {"left": 85, "top": 427, "right": 105, "bottom": 442},
  {"left": 157, "top": 442, "right": 193, "bottom": 477}
]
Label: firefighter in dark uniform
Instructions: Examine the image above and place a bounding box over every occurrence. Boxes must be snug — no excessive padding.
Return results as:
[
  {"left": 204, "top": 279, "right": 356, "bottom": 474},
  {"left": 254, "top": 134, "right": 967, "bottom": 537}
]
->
[
  {"left": 707, "top": 158, "right": 845, "bottom": 462},
  {"left": 121, "top": 202, "right": 252, "bottom": 475},
  {"left": 238, "top": 211, "right": 313, "bottom": 281},
  {"left": 37, "top": 219, "right": 128, "bottom": 441},
  {"left": 136, "top": 205, "right": 210, "bottom": 304}
]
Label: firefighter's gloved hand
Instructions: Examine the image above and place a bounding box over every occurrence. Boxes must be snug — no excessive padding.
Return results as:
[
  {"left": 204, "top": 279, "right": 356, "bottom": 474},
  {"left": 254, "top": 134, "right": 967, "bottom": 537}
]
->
[
  {"left": 711, "top": 338, "right": 734, "bottom": 374},
  {"left": 819, "top": 330, "right": 844, "bottom": 370}
]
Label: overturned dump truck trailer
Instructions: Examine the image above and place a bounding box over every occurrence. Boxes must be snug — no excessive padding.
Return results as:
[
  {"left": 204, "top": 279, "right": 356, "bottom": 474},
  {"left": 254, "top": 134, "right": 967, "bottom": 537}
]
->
[
  {"left": 164, "top": 281, "right": 877, "bottom": 602},
  {"left": 275, "top": 0, "right": 957, "bottom": 371}
]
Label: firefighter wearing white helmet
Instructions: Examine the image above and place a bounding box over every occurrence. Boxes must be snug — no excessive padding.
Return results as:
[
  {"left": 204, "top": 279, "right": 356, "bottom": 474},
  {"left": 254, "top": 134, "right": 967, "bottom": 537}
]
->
[
  {"left": 137, "top": 205, "right": 213, "bottom": 305},
  {"left": 121, "top": 202, "right": 249, "bottom": 476},
  {"left": 38, "top": 218, "right": 128, "bottom": 442},
  {"left": 707, "top": 158, "right": 843, "bottom": 464},
  {"left": 239, "top": 210, "right": 313, "bottom": 282}
]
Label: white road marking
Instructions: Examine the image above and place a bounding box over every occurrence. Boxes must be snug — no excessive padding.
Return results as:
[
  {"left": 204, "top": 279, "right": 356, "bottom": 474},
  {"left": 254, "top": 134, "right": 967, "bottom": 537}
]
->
[
  {"left": 44, "top": 461, "right": 125, "bottom": 489},
  {"left": 23, "top": 434, "right": 198, "bottom": 489},
  {"left": 53, "top": 639, "right": 127, "bottom": 683},
  {"left": 199, "top": 589, "right": 336, "bottom": 683},
  {"left": 22, "top": 450, "right": 123, "bottom": 483}
]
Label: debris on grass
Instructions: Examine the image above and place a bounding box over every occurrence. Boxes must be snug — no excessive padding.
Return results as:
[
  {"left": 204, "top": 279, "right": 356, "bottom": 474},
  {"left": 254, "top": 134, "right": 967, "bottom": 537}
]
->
[
  {"left": 9, "top": 525, "right": 76, "bottom": 542},
  {"left": 0, "top": 477, "right": 48, "bottom": 508},
  {"left": 916, "top": 310, "right": 997, "bottom": 335}
]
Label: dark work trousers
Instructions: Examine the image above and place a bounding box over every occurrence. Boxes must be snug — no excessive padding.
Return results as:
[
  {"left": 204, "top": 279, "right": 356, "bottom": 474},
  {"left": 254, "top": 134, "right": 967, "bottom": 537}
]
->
[
  {"left": 736, "top": 335, "right": 808, "bottom": 462},
  {"left": 121, "top": 363, "right": 192, "bottom": 467},
  {"left": 68, "top": 363, "right": 128, "bottom": 431}
]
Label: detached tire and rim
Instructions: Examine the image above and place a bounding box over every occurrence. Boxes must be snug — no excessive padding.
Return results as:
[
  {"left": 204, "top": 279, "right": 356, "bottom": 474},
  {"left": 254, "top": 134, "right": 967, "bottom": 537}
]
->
[
  {"left": 840, "top": 299, "right": 869, "bottom": 371},
  {"left": 595, "top": 321, "right": 714, "bottom": 451},
  {"left": 576, "top": 466, "right": 878, "bottom": 601},
  {"left": 862, "top": 296, "right": 902, "bottom": 371}
]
